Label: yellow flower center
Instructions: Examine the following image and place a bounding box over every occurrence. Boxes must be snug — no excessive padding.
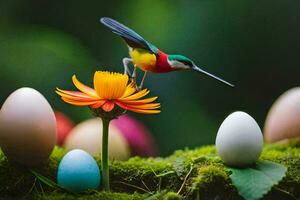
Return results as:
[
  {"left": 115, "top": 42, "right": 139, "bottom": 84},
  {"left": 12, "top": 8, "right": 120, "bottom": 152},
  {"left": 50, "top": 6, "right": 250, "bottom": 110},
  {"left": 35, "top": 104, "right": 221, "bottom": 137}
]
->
[{"left": 94, "top": 71, "right": 129, "bottom": 99}]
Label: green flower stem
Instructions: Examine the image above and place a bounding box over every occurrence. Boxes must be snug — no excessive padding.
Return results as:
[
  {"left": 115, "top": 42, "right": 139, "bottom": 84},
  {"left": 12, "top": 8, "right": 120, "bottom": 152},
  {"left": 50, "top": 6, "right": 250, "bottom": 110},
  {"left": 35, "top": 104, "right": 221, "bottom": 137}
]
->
[{"left": 101, "top": 118, "right": 111, "bottom": 191}]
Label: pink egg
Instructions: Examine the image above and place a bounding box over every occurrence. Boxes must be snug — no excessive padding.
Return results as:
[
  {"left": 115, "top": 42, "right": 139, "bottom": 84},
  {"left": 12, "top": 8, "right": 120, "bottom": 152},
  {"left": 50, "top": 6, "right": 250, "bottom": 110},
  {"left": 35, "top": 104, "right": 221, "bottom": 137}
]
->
[
  {"left": 64, "top": 118, "right": 131, "bottom": 160},
  {"left": 264, "top": 87, "right": 300, "bottom": 142},
  {"left": 112, "top": 114, "right": 157, "bottom": 156},
  {"left": 55, "top": 111, "right": 75, "bottom": 146}
]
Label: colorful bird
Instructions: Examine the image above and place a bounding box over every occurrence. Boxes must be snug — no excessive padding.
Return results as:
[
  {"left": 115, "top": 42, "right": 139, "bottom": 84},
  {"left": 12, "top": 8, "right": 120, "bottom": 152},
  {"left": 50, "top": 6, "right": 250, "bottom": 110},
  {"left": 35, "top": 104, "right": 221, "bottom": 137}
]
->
[{"left": 100, "top": 17, "right": 234, "bottom": 89}]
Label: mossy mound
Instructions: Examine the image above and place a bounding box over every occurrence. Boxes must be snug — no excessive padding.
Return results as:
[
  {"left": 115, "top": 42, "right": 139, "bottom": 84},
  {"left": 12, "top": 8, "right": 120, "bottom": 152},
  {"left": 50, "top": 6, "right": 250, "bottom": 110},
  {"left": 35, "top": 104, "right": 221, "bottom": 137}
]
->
[{"left": 0, "top": 142, "right": 299, "bottom": 200}]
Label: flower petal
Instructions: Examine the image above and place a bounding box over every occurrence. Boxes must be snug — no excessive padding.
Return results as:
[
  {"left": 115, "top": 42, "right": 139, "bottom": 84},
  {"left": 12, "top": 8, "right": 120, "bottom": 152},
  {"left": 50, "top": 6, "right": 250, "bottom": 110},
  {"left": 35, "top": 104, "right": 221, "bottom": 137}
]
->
[
  {"left": 120, "top": 89, "right": 149, "bottom": 101},
  {"left": 116, "top": 102, "right": 160, "bottom": 114},
  {"left": 56, "top": 89, "right": 97, "bottom": 101},
  {"left": 121, "top": 96, "right": 158, "bottom": 105},
  {"left": 131, "top": 103, "right": 161, "bottom": 109},
  {"left": 102, "top": 101, "right": 115, "bottom": 112},
  {"left": 118, "top": 101, "right": 160, "bottom": 109},
  {"left": 116, "top": 101, "right": 160, "bottom": 111},
  {"left": 90, "top": 100, "right": 106, "bottom": 109},
  {"left": 121, "top": 82, "right": 136, "bottom": 98},
  {"left": 61, "top": 97, "right": 98, "bottom": 106},
  {"left": 127, "top": 109, "right": 161, "bottom": 114},
  {"left": 72, "top": 75, "right": 98, "bottom": 98}
]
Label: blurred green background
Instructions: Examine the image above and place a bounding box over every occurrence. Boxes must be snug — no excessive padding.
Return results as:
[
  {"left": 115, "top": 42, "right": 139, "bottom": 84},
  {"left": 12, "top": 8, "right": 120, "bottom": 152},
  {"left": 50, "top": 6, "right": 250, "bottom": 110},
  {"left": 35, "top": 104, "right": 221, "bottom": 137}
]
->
[{"left": 0, "top": 0, "right": 299, "bottom": 156}]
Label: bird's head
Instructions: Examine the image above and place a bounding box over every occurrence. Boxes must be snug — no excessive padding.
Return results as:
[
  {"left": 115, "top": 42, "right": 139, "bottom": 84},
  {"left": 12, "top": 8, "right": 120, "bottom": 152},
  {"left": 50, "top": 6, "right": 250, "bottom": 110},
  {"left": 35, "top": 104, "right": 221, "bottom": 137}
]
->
[
  {"left": 167, "top": 55, "right": 194, "bottom": 70},
  {"left": 167, "top": 54, "right": 234, "bottom": 87}
]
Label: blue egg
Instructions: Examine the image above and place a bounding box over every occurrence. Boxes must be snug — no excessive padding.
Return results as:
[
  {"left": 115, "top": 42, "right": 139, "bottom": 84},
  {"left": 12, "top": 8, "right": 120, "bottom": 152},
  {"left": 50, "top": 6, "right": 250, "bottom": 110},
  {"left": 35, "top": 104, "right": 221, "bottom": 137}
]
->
[{"left": 57, "top": 149, "right": 101, "bottom": 192}]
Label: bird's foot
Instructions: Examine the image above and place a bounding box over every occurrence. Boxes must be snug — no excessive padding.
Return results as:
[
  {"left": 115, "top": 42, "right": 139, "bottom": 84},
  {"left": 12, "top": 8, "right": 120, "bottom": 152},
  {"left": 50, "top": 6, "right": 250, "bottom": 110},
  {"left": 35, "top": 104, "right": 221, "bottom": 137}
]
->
[
  {"left": 136, "top": 85, "right": 143, "bottom": 91},
  {"left": 128, "top": 79, "right": 140, "bottom": 91}
]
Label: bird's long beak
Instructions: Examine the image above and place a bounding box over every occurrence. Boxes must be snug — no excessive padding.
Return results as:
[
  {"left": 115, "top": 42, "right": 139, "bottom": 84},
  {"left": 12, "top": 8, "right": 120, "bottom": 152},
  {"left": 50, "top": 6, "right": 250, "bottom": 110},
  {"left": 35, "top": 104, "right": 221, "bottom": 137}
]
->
[{"left": 192, "top": 65, "right": 234, "bottom": 87}]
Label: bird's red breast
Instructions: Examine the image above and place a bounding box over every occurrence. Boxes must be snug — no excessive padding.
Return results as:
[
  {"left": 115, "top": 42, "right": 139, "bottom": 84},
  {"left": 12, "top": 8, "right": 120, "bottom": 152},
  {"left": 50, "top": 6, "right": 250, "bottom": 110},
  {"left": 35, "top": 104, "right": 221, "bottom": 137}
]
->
[
  {"left": 153, "top": 50, "right": 177, "bottom": 73},
  {"left": 130, "top": 48, "right": 176, "bottom": 73}
]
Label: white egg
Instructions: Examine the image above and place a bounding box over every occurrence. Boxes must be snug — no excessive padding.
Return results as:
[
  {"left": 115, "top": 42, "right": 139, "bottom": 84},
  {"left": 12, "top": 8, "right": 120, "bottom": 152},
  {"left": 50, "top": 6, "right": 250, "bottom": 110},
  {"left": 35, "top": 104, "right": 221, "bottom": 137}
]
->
[
  {"left": 216, "top": 111, "right": 263, "bottom": 167},
  {"left": 64, "top": 118, "right": 130, "bottom": 160},
  {"left": 0, "top": 87, "right": 56, "bottom": 166}
]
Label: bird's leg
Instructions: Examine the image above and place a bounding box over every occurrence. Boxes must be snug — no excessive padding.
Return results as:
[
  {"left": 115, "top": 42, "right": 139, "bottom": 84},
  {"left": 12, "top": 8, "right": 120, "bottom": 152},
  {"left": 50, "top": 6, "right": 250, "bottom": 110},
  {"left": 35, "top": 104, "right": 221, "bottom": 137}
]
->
[
  {"left": 131, "top": 66, "right": 137, "bottom": 83},
  {"left": 138, "top": 71, "right": 147, "bottom": 91},
  {"left": 122, "top": 58, "right": 133, "bottom": 77},
  {"left": 132, "top": 65, "right": 137, "bottom": 78}
]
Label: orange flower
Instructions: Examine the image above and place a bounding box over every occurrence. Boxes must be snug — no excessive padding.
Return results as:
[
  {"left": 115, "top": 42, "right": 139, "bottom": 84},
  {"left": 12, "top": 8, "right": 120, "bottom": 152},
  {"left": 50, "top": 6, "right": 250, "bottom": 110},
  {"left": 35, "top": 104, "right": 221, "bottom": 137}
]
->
[{"left": 56, "top": 71, "right": 160, "bottom": 114}]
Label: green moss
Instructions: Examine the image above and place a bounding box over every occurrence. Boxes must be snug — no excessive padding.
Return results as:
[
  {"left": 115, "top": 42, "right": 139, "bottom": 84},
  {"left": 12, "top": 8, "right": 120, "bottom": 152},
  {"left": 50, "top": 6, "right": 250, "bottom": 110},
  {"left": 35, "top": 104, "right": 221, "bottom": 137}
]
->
[
  {"left": 0, "top": 142, "right": 299, "bottom": 200},
  {"left": 109, "top": 157, "right": 179, "bottom": 193},
  {"left": 190, "top": 166, "right": 238, "bottom": 200},
  {"left": 36, "top": 191, "right": 147, "bottom": 200},
  {"left": 163, "top": 192, "right": 182, "bottom": 200},
  {"left": 261, "top": 143, "right": 300, "bottom": 199}
]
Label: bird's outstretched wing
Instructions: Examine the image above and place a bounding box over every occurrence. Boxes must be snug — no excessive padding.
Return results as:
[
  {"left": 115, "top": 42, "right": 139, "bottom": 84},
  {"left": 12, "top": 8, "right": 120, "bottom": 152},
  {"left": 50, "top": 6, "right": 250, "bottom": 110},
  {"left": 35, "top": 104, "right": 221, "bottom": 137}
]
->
[{"left": 100, "top": 17, "right": 157, "bottom": 54}]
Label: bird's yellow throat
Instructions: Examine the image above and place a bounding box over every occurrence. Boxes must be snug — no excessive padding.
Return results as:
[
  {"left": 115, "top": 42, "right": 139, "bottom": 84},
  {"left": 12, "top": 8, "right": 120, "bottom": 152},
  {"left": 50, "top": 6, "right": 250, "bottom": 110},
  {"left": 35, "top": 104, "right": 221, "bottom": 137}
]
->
[{"left": 130, "top": 48, "right": 157, "bottom": 71}]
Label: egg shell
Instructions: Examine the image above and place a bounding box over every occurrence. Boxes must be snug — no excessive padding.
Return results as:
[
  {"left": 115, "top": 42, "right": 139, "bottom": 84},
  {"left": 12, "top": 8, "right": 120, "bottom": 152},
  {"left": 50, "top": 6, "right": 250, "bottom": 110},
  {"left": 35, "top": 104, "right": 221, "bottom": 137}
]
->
[
  {"left": 0, "top": 87, "right": 56, "bottom": 166},
  {"left": 216, "top": 111, "right": 263, "bottom": 167},
  {"left": 55, "top": 111, "right": 75, "bottom": 146},
  {"left": 57, "top": 149, "right": 100, "bottom": 192},
  {"left": 112, "top": 114, "right": 157, "bottom": 156},
  {"left": 264, "top": 87, "right": 300, "bottom": 143},
  {"left": 64, "top": 118, "right": 130, "bottom": 160}
]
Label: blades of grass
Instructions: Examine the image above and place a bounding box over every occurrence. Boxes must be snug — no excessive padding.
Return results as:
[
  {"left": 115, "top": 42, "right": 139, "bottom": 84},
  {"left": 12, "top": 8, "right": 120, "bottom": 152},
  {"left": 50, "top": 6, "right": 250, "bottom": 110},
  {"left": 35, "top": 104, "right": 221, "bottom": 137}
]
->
[
  {"left": 29, "top": 169, "right": 58, "bottom": 189},
  {"left": 155, "top": 170, "right": 175, "bottom": 177}
]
